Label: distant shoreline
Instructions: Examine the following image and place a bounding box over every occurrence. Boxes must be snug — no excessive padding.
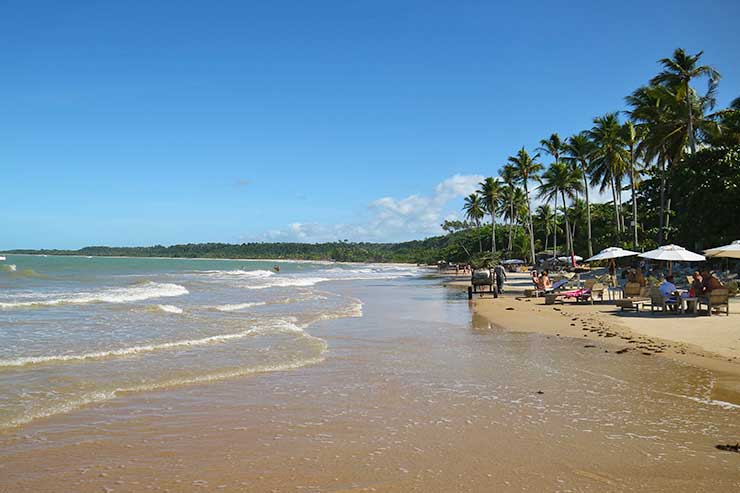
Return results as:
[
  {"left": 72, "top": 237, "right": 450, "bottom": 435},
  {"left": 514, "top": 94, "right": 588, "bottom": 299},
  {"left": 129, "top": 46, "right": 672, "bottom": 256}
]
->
[{"left": 1, "top": 252, "right": 419, "bottom": 267}]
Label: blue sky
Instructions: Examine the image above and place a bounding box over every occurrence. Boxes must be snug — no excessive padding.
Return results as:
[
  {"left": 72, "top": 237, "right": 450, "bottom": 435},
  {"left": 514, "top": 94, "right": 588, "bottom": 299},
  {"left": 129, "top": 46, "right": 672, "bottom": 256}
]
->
[{"left": 2, "top": 0, "right": 739, "bottom": 249}]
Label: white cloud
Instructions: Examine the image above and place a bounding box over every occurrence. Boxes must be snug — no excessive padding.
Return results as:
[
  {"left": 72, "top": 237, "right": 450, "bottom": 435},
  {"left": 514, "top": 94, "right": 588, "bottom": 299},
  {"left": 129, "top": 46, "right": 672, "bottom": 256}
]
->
[{"left": 262, "top": 173, "right": 485, "bottom": 243}]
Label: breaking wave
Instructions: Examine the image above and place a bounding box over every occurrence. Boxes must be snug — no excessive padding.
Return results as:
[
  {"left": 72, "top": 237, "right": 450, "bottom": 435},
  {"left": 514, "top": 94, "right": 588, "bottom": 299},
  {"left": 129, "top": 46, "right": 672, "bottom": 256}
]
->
[
  {"left": 0, "top": 282, "right": 188, "bottom": 310},
  {"left": 0, "top": 320, "right": 303, "bottom": 368}
]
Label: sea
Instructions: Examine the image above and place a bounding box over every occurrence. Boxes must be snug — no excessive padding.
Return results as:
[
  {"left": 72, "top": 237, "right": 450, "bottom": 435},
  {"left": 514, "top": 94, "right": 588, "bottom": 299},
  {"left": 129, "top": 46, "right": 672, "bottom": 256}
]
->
[{"left": 0, "top": 254, "right": 417, "bottom": 429}]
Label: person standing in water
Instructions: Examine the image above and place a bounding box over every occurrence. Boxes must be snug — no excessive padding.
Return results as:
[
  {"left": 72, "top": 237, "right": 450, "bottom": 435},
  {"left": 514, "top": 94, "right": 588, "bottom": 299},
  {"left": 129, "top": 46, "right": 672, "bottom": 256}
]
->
[{"left": 494, "top": 262, "right": 507, "bottom": 294}]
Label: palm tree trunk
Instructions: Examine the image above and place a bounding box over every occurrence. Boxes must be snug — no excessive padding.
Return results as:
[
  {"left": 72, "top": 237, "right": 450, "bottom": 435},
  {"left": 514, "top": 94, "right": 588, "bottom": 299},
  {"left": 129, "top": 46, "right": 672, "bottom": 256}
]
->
[
  {"left": 686, "top": 83, "right": 697, "bottom": 154},
  {"left": 630, "top": 167, "right": 638, "bottom": 248},
  {"left": 561, "top": 191, "right": 574, "bottom": 264},
  {"left": 477, "top": 220, "right": 482, "bottom": 253},
  {"left": 524, "top": 183, "right": 536, "bottom": 265},
  {"left": 490, "top": 213, "right": 496, "bottom": 255},
  {"left": 552, "top": 194, "right": 558, "bottom": 258},
  {"left": 658, "top": 157, "right": 666, "bottom": 244},
  {"left": 582, "top": 169, "right": 593, "bottom": 257},
  {"left": 610, "top": 175, "right": 620, "bottom": 236},
  {"left": 507, "top": 200, "right": 514, "bottom": 253}
]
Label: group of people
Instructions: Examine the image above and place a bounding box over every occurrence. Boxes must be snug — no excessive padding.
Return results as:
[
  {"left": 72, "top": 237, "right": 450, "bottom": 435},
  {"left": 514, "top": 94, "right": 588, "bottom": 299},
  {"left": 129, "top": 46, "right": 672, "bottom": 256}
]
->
[
  {"left": 659, "top": 270, "right": 726, "bottom": 307},
  {"left": 531, "top": 270, "right": 552, "bottom": 291},
  {"left": 690, "top": 269, "right": 725, "bottom": 296}
]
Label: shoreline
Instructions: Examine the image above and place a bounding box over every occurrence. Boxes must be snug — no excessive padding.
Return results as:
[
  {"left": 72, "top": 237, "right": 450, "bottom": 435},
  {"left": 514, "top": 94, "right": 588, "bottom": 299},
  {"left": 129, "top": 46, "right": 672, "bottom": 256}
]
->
[
  {"left": 441, "top": 272, "right": 740, "bottom": 405},
  {"left": 0, "top": 252, "right": 419, "bottom": 267},
  {"left": 2, "top": 274, "right": 740, "bottom": 491}
]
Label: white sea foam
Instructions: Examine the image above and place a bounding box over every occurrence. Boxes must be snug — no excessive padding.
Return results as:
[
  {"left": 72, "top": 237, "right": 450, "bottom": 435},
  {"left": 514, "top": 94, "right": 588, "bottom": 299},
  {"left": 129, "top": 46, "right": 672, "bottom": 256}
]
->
[
  {"left": 658, "top": 391, "right": 740, "bottom": 410},
  {"left": 0, "top": 264, "right": 17, "bottom": 272},
  {"left": 156, "top": 304, "right": 183, "bottom": 314},
  {"left": 0, "top": 282, "right": 188, "bottom": 309},
  {"left": 191, "top": 265, "right": 417, "bottom": 290},
  {"left": 0, "top": 319, "right": 303, "bottom": 368},
  {"left": 213, "top": 301, "right": 268, "bottom": 312}
]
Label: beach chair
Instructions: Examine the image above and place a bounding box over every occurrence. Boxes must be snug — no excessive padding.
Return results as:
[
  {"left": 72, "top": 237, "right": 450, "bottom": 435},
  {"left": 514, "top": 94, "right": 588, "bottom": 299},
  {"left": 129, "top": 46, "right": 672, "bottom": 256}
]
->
[
  {"left": 698, "top": 288, "right": 730, "bottom": 316},
  {"left": 648, "top": 287, "right": 681, "bottom": 314},
  {"left": 615, "top": 282, "right": 650, "bottom": 312},
  {"left": 560, "top": 288, "right": 593, "bottom": 304}
]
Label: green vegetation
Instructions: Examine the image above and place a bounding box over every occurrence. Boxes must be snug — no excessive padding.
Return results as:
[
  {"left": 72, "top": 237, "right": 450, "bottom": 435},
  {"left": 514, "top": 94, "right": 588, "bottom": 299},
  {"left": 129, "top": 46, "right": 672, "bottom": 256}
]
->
[{"left": 465, "top": 48, "right": 740, "bottom": 262}]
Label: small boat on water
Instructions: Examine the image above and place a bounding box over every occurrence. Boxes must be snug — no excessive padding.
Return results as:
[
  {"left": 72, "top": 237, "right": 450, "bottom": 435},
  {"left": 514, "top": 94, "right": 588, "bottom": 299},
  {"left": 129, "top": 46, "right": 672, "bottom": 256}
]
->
[{"left": 0, "top": 256, "right": 5, "bottom": 261}]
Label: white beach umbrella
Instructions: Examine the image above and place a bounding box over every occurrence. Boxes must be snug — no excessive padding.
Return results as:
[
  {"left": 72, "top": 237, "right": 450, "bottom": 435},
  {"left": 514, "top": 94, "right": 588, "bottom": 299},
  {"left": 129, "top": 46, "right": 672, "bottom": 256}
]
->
[
  {"left": 584, "top": 247, "right": 639, "bottom": 263},
  {"left": 502, "top": 259, "right": 525, "bottom": 264},
  {"left": 704, "top": 240, "right": 740, "bottom": 259},
  {"left": 638, "top": 244, "right": 705, "bottom": 274}
]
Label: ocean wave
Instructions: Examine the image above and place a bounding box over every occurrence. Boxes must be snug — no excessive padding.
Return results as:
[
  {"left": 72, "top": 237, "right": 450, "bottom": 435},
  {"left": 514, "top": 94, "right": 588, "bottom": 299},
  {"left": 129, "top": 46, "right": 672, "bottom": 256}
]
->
[
  {"left": 0, "top": 320, "right": 303, "bottom": 368},
  {"left": 307, "top": 300, "right": 364, "bottom": 325},
  {"left": 2, "top": 348, "right": 328, "bottom": 429},
  {"left": 1, "top": 264, "right": 17, "bottom": 272},
  {"left": 213, "top": 301, "right": 268, "bottom": 312},
  {"left": 189, "top": 265, "right": 417, "bottom": 290},
  {"left": 0, "top": 282, "right": 188, "bottom": 310},
  {"left": 156, "top": 304, "right": 183, "bottom": 314}
]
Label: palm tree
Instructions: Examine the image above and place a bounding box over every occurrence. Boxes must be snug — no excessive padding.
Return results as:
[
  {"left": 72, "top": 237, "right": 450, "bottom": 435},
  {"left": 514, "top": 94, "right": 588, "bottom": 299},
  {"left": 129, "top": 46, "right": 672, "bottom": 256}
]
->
[
  {"left": 500, "top": 185, "right": 527, "bottom": 255},
  {"left": 563, "top": 132, "right": 596, "bottom": 257},
  {"left": 537, "top": 162, "right": 583, "bottom": 264},
  {"left": 507, "top": 148, "right": 542, "bottom": 264},
  {"left": 622, "top": 121, "right": 642, "bottom": 248},
  {"left": 589, "top": 113, "right": 628, "bottom": 238},
  {"left": 626, "top": 84, "right": 684, "bottom": 243},
  {"left": 651, "top": 48, "right": 721, "bottom": 154},
  {"left": 538, "top": 134, "right": 565, "bottom": 167},
  {"left": 478, "top": 177, "right": 502, "bottom": 255},
  {"left": 499, "top": 165, "right": 519, "bottom": 253},
  {"left": 534, "top": 204, "right": 553, "bottom": 253},
  {"left": 538, "top": 133, "right": 566, "bottom": 258},
  {"left": 462, "top": 193, "right": 485, "bottom": 253}
]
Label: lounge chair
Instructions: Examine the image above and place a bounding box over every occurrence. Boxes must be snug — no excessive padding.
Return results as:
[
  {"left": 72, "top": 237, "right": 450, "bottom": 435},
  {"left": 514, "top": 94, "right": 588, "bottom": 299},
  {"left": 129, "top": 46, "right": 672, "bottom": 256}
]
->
[
  {"left": 698, "top": 288, "right": 730, "bottom": 316},
  {"left": 649, "top": 287, "right": 682, "bottom": 314},
  {"left": 615, "top": 282, "right": 650, "bottom": 312},
  {"left": 560, "top": 288, "right": 593, "bottom": 304}
]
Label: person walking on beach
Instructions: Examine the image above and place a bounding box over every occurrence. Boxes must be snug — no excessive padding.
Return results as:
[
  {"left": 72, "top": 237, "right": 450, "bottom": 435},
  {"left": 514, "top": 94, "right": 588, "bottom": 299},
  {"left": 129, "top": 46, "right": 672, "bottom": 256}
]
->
[{"left": 494, "top": 262, "right": 507, "bottom": 294}]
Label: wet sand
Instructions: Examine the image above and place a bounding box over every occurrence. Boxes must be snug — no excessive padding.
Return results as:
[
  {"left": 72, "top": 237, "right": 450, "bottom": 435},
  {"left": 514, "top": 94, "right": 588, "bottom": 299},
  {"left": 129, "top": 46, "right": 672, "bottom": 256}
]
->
[
  {"left": 2, "top": 278, "right": 739, "bottom": 491},
  {"left": 449, "top": 272, "right": 740, "bottom": 404}
]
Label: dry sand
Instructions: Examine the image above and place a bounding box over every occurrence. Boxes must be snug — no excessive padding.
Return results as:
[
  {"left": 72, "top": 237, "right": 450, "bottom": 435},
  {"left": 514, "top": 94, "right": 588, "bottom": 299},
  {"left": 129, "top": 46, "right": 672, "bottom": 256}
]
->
[{"left": 443, "top": 271, "right": 740, "bottom": 404}]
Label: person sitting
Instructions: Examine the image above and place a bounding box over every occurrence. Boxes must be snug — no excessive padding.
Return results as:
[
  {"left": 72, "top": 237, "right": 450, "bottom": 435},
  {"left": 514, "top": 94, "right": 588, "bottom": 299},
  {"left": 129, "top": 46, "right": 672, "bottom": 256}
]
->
[
  {"left": 690, "top": 271, "right": 703, "bottom": 297},
  {"left": 531, "top": 270, "right": 540, "bottom": 289},
  {"left": 700, "top": 269, "right": 724, "bottom": 294},
  {"left": 659, "top": 275, "right": 678, "bottom": 308},
  {"left": 634, "top": 267, "right": 646, "bottom": 287},
  {"left": 538, "top": 270, "right": 553, "bottom": 291}
]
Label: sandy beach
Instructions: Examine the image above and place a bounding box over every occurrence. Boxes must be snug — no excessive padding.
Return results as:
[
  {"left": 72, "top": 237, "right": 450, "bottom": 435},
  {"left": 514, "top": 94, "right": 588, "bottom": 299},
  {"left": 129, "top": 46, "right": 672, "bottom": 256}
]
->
[
  {"left": 446, "top": 271, "right": 740, "bottom": 404},
  {"left": 2, "top": 271, "right": 739, "bottom": 492}
]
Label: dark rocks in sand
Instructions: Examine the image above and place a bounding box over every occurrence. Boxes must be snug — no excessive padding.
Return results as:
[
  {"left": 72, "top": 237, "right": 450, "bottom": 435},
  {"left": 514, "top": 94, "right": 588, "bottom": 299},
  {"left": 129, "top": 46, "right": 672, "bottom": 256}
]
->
[
  {"left": 715, "top": 443, "right": 740, "bottom": 453},
  {"left": 570, "top": 323, "right": 576, "bottom": 326},
  {"left": 604, "top": 350, "right": 609, "bottom": 353},
  {"left": 616, "top": 348, "right": 629, "bottom": 354},
  {"left": 535, "top": 390, "right": 545, "bottom": 395},
  {"left": 553, "top": 308, "right": 561, "bottom": 311},
  {"left": 641, "top": 352, "right": 653, "bottom": 356},
  {"left": 583, "top": 344, "right": 596, "bottom": 348},
  {"left": 506, "top": 307, "right": 514, "bottom": 311}
]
